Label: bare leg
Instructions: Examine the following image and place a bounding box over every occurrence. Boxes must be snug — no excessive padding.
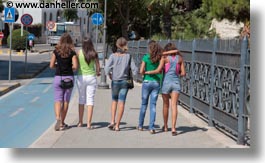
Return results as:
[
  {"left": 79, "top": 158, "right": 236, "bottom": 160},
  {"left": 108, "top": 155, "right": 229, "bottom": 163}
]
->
[
  {"left": 111, "top": 101, "right": 118, "bottom": 124},
  {"left": 61, "top": 102, "right": 69, "bottom": 126},
  {"left": 115, "top": 101, "right": 125, "bottom": 130},
  {"left": 87, "top": 105, "right": 93, "bottom": 128},
  {"left": 162, "top": 94, "right": 170, "bottom": 131},
  {"left": 170, "top": 92, "right": 179, "bottom": 133},
  {"left": 54, "top": 102, "right": 61, "bottom": 120},
  {"left": 78, "top": 104, "right": 85, "bottom": 126}
]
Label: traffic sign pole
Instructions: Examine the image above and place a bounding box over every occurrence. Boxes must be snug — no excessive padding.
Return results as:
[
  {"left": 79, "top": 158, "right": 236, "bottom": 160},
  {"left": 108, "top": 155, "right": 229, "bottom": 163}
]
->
[
  {"left": 8, "top": 23, "right": 13, "bottom": 82},
  {"left": 25, "top": 26, "right": 28, "bottom": 73},
  {"left": 21, "top": 14, "right": 33, "bottom": 73}
]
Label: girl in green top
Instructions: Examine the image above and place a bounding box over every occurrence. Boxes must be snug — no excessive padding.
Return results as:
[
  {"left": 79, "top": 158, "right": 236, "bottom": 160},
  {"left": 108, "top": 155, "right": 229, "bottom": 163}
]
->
[
  {"left": 138, "top": 40, "right": 162, "bottom": 134},
  {"left": 76, "top": 37, "right": 100, "bottom": 129}
]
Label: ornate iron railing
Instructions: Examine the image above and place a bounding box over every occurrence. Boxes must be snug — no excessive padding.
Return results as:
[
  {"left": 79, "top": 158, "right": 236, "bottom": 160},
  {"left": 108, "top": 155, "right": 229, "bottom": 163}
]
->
[{"left": 125, "top": 37, "right": 250, "bottom": 145}]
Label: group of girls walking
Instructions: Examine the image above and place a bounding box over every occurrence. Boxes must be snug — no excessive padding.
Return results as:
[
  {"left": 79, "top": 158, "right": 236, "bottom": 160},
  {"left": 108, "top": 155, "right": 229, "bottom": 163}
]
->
[{"left": 49, "top": 33, "right": 185, "bottom": 136}]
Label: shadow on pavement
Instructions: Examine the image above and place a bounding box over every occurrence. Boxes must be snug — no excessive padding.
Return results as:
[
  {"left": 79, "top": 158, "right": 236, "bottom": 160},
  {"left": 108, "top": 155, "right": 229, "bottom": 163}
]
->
[{"left": 177, "top": 126, "right": 208, "bottom": 135}]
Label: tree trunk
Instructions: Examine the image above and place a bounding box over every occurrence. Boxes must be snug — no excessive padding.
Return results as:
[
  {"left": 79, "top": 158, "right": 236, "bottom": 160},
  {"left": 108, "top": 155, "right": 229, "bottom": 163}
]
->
[
  {"left": 162, "top": 13, "right": 172, "bottom": 39},
  {"left": 120, "top": 0, "right": 130, "bottom": 40}
]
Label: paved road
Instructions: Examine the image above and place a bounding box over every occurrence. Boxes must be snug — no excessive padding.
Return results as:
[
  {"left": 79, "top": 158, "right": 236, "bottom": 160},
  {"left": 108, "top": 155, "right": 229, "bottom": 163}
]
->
[
  {"left": 0, "top": 52, "right": 51, "bottom": 81},
  {"left": 0, "top": 68, "right": 55, "bottom": 147}
]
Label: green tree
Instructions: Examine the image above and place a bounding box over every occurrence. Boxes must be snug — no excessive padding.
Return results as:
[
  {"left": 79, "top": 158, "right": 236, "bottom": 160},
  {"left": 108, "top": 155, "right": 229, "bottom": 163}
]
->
[
  {"left": 0, "top": 0, "right": 4, "bottom": 12},
  {"left": 206, "top": 0, "right": 250, "bottom": 23},
  {"left": 63, "top": 9, "right": 78, "bottom": 21},
  {"left": 144, "top": 0, "right": 176, "bottom": 39}
]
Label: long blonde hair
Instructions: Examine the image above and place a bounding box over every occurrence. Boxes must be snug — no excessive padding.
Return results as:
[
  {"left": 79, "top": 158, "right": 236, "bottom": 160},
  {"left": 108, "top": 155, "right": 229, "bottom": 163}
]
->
[{"left": 55, "top": 33, "right": 75, "bottom": 58}]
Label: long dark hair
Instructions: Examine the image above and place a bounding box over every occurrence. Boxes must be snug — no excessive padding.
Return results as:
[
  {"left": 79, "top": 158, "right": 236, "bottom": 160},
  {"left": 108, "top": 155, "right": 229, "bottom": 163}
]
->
[
  {"left": 55, "top": 33, "right": 75, "bottom": 58},
  {"left": 82, "top": 37, "right": 98, "bottom": 65},
  {"left": 149, "top": 40, "right": 162, "bottom": 63}
]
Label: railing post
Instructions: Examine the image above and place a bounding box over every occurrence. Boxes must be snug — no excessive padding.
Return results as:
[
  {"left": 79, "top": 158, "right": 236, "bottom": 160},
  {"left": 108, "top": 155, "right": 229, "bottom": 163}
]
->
[
  {"left": 177, "top": 39, "right": 181, "bottom": 49},
  {"left": 189, "top": 39, "right": 196, "bottom": 113},
  {"left": 237, "top": 36, "right": 248, "bottom": 145},
  {"left": 209, "top": 37, "right": 218, "bottom": 126}
]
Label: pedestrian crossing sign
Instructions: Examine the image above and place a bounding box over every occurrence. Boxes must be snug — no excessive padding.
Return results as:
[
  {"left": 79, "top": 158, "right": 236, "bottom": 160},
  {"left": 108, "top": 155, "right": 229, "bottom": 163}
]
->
[{"left": 4, "top": 7, "right": 15, "bottom": 23}]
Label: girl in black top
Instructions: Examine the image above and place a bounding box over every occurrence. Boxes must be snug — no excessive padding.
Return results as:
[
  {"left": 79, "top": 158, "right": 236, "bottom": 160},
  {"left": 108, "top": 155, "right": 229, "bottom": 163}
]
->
[{"left": 50, "top": 33, "right": 78, "bottom": 131}]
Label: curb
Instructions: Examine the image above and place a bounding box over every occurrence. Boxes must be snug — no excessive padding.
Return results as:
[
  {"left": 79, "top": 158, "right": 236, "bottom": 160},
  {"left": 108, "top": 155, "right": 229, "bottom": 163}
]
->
[
  {"left": 39, "top": 49, "right": 53, "bottom": 54},
  {"left": 0, "top": 82, "right": 21, "bottom": 96}
]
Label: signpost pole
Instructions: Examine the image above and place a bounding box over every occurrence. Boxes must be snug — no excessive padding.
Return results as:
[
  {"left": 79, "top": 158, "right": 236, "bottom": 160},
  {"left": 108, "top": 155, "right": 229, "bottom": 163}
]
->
[
  {"left": 25, "top": 26, "right": 28, "bottom": 73},
  {"left": 8, "top": 23, "right": 13, "bottom": 82},
  {"left": 98, "top": 0, "right": 109, "bottom": 89},
  {"left": 4, "top": 7, "right": 16, "bottom": 82}
]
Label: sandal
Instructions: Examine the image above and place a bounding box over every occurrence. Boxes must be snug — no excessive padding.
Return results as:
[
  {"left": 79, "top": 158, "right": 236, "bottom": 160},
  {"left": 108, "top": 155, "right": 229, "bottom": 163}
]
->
[
  {"left": 162, "top": 126, "right": 168, "bottom": 132},
  {"left": 137, "top": 126, "right": 144, "bottom": 131},
  {"left": 77, "top": 122, "right": 83, "bottom": 127},
  {"left": 113, "top": 126, "right": 120, "bottom": 131},
  {"left": 87, "top": 126, "right": 94, "bottom": 130},
  {"left": 54, "top": 120, "right": 61, "bottom": 131},
  {"left": 107, "top": 123, "right": 115, "bottom": 130},
  {"left": 172, "top": 131, "right": 178, "bottom": 136},
  {"left": 149, "top": 130, "right": 155, "bottom": 134}
]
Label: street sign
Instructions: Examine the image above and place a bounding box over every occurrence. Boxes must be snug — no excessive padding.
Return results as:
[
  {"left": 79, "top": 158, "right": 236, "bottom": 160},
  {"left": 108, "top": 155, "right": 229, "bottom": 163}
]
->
[
  {"left": 0, "top": 32, "right": 4, "bottom": 39},
  {"left": 21, "top": 14, "right": 33, "bottom": 26},
  {"left": 92, "top": 13, "right": 103, "bottom": 25},
  {"left": 4, "top": 7, "right": 15, "bottom": 23},
  {"left": 46, "top": 21, "right": 55, "bottom": 30},
  {"left": 27, "top": 33, "right": 35, "bottom": 40}
]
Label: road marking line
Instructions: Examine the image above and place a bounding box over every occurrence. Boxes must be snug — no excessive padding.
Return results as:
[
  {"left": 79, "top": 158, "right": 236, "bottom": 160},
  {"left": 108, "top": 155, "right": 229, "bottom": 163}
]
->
[
  {"left": 43, "top": 85, "right": 52, "bottom": 93},
  {"left": 30, "top": 96, "right": 40, "bottom": 103},
  {"left": 9, "top": 108, "right": 24, "bottom": 118}
]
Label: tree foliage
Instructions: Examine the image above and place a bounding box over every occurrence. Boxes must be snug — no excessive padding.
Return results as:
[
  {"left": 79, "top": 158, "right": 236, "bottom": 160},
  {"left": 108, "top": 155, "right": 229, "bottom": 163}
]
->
[
  {"left": 63, "top": 8, "right": 78, "bottom": 21},
  {"left": 204, "top": 0, "right": 250, "bottom": 23},
  {"left": 0, "top": 0, "right": 4, "bottom": 12}
]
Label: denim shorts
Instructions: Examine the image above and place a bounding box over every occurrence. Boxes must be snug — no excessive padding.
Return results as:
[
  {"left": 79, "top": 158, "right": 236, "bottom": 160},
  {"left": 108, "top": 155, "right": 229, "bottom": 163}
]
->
[
  {"left": 111, "top": 80, "right": 129, "bottom": 102},
  {"left": 161, "top": 80, "right": 181, "bottom": 94}
]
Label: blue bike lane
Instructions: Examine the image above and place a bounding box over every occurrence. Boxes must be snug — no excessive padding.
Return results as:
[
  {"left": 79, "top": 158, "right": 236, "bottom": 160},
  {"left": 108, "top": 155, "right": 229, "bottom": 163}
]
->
[{"left": 0, "top": 68, "right": 57, "bottom": 148}]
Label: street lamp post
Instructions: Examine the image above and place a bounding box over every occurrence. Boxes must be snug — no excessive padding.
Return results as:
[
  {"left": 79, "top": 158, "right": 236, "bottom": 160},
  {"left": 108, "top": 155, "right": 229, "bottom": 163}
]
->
[{"left": 98, "top": 0, "right": 109, "bottom": 89}]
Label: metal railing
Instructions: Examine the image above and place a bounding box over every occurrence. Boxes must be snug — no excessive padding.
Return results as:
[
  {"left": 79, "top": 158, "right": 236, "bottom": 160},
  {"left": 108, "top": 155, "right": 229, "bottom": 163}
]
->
[{"left": 126, "top": 37, "right": 250, "bottom": 145}]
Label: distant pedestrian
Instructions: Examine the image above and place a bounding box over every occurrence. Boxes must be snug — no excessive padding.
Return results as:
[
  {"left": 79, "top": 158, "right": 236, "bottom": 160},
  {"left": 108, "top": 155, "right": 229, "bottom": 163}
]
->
[
  {"left": 49, "top": 33, "right": 78, "bottom": 131},
  {"left": 105, "top": 37, "right": 138, "bottom": 131},
  {"left": 138, "top": 40, "right": 163, "bottom": 134},
  {"left": 145, "top": 43, "right": 186, "bottom": 136},
  {"left": 76, "top": 37, "right": 100, "bottom": 129}
]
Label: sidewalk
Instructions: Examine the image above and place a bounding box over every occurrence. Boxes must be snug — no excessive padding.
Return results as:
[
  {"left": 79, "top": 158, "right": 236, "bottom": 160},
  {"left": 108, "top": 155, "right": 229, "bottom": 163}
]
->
[{"left": 30, "top": 81, "right": 248, "bottom": 148}]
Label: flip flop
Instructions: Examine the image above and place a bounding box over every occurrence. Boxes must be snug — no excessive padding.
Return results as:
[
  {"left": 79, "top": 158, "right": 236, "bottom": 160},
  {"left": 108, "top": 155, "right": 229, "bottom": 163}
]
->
[
  {"left": 107, "top": 123, "right": 115, "bottom": 129},
  {"left": 172, "top": 131, "right": 178, "bottom": 136},
  {"left": 87, "top": 126, "right": 94, "bottom": 130},
  {"left": 54, "top": 120, "right": 61, "bottom": 131},
  {"left": 162, "top": 126, "right": 168, "bottom": 132}
]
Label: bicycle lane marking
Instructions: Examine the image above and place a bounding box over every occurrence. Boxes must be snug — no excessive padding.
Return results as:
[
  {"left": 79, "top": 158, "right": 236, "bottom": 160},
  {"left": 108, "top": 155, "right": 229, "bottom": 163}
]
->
[{"left": 0, "top": 68, "right": 56, "bottom": 147}]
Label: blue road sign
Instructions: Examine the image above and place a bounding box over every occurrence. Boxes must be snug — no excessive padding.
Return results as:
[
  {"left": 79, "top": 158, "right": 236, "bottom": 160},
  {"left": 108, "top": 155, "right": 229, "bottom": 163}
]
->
[
  {"left": 92, "top": 13, "right": 103, "bottom": 25},
  {"left": 21, "top": 14, "right": 33, "bottom": 26},
  {"left": 28, "top": 33, "right": 35, "bottom": 40},
  {"left": 4, "top": 7, "right": 15, "bottom": 23}
]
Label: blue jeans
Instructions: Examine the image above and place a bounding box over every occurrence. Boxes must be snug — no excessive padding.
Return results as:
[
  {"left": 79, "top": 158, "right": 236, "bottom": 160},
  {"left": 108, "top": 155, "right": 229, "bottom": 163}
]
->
[{"left": 138, "top": 81, "right": 160, "bottom": 130}]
